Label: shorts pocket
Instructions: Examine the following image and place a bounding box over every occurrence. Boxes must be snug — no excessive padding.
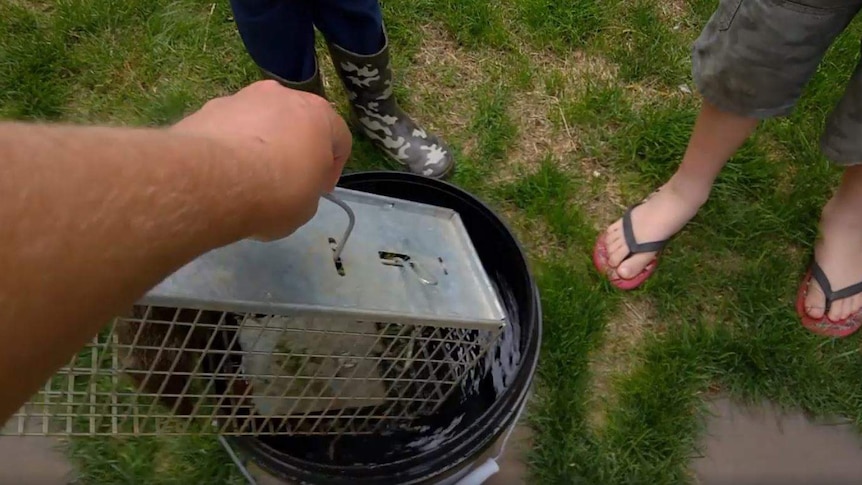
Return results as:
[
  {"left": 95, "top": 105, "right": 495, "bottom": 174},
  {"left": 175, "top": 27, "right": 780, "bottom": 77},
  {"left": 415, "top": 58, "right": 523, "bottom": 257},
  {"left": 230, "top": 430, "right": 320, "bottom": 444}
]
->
[
  {"left": 776, "top": 0, "right": 862, "bottom": 15},
  {"left": 781, "top": 0, "right": 862, "bottom": 9},
  {"left": 715, "top": 0, "right": 745, "bottom": 31}
]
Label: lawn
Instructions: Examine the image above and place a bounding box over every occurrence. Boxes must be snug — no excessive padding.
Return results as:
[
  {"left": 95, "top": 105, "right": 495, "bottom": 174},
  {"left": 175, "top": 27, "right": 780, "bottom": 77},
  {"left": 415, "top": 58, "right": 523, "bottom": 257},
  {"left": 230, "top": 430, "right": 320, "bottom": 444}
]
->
[{"left": 4, "top": 0, "right": 862, "bottom": 483}]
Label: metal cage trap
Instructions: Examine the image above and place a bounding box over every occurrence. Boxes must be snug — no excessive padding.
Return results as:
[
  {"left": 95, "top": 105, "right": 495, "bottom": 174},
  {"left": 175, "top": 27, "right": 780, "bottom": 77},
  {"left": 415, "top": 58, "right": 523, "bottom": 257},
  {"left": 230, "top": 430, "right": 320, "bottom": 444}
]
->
[{"left": 4, "top": 188, "right": 507, "bottom": 438}]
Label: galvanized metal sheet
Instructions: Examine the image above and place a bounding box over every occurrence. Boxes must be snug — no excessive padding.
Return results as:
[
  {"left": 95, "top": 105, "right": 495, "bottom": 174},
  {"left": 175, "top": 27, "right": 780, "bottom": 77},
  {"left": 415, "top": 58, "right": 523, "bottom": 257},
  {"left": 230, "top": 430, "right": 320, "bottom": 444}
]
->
[{"left": 142, "top": 188, "right": 506, "bottom": 330}]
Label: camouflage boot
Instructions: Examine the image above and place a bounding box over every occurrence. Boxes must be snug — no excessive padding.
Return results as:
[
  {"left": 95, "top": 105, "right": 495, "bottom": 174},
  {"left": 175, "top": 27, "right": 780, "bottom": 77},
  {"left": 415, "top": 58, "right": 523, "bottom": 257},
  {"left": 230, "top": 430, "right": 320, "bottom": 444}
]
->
[
  {"left": 261, "top": 59, "right": 326, "bottom": 98},
  {"left": 326, "top": 29, "right": 455, "bottom": 179}
]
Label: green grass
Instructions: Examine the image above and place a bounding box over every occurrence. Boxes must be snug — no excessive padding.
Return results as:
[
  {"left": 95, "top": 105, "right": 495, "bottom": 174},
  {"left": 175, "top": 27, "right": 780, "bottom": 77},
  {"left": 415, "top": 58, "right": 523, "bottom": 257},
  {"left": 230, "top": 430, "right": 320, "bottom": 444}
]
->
[
  {"left": 0, "top": 3, "right": 71, "bottom": 119},
  {"left": 606, "top": 1, "right": 690, "bottom": 86},
  {"left": 559, "top": 80, "right": 629, "bottom": 126},
  {"left": 68, "top": 434, "right": 245, "bottom": 484},
  {"left": 517, "top": 0, "right": 606, "bottom": 50},
  {"left": 471, "top": 85, "right": 519, "bottom": 165},
  {"left": 5, "top": 0, "right": 862, "bottom": 483}
]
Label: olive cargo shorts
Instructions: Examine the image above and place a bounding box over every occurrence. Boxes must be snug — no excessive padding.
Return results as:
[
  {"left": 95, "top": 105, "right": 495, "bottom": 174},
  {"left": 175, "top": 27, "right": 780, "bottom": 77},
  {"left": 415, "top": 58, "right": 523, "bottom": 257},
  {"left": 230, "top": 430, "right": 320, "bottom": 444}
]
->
[{"left": 692, "top": 0, "right": 862, "bottom": 164}]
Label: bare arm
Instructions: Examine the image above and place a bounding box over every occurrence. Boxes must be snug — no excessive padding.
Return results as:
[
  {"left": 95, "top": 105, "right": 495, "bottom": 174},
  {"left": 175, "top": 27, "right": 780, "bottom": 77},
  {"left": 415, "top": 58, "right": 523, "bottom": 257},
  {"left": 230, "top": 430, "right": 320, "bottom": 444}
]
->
[{"left": 0, "top": 81, "right": 351, "bottom": 422}]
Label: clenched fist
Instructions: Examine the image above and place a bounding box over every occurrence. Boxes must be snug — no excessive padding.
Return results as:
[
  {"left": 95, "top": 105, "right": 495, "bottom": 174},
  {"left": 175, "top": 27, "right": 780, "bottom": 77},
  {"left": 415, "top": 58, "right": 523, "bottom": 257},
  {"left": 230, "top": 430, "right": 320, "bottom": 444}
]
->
[{"left": 172, "top": 80, "right": 352, "bottom": 239}]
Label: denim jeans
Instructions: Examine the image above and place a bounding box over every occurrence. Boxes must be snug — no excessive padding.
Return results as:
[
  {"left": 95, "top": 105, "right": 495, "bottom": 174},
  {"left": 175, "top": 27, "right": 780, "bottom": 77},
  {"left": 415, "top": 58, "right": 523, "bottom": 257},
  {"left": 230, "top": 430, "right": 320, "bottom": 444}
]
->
[{"left": 229, "top": 0, "right": 385, "bottom": 82}]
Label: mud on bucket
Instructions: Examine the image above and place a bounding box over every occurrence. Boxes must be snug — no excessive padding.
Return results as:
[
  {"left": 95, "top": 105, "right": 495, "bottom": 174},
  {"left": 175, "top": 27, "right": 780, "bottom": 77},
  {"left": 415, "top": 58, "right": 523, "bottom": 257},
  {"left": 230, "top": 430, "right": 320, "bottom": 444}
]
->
[{"left": 227, "top": 171, "right": 542, "bottom": 485}]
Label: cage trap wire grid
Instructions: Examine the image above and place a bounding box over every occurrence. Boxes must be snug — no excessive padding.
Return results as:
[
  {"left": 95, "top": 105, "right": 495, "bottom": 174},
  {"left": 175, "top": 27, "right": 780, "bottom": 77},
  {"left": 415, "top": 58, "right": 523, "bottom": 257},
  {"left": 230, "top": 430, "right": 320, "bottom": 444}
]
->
[
  {"left": 5, "top": 188, "right": 507, "bottom": 437},
  {"left": 5, "top": 308, "right": 502, "bottom": 437}
]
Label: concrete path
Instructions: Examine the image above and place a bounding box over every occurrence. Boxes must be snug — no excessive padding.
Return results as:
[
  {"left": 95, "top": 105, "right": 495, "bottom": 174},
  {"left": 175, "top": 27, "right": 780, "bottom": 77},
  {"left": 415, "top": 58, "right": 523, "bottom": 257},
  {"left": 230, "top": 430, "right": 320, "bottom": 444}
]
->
[
  {"left": 692, "top": 397, "right": 862, "bottom": 484},
  {"left": 0, "top": 412, "right": 75, "bottom": 484},
  {"left": 0, "top": 436, "right": 75, "bottom": 484}
]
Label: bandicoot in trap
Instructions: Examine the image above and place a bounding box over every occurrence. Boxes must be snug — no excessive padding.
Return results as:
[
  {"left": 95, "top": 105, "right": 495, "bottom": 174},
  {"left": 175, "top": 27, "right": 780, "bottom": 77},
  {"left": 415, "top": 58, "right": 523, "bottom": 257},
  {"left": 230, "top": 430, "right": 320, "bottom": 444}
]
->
[{"left": 4, "top": 188, "right": 508, "bottom": 437}]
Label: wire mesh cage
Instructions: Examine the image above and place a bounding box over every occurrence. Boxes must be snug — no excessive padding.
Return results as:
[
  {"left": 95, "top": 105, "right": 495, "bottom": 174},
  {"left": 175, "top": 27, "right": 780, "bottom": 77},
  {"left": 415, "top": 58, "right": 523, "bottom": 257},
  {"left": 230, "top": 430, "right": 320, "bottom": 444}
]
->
[
  {"left": 6, "top": 306, "right": 501, "bottom": 437},
  {"left": 4, "top": 189, "right": 507, "bottom": 438}
]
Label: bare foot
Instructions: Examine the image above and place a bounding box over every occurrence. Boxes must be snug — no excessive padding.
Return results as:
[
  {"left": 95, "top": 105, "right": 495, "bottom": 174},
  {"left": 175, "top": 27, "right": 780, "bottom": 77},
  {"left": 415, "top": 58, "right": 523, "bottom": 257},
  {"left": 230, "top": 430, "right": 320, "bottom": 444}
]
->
[
  {"left": 603, "top": 181, "right": 706, "bottom": 280},
  {"left": 804, "top": 199, "right": 862, "bottom": 322}
]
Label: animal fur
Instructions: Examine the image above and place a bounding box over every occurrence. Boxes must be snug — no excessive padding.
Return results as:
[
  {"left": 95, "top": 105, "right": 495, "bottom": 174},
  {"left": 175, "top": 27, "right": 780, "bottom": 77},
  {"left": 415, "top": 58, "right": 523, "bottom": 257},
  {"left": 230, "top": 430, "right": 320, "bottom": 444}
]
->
[{"left": 115, "top": 306, "right": 219, "bottom": 416}]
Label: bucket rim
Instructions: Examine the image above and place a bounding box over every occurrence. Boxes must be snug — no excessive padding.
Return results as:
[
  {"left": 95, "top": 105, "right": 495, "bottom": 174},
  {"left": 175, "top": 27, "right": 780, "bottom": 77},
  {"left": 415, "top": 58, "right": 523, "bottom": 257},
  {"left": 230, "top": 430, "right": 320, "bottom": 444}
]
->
[{"left": 230, "top": 171, "right": 543, "bottom": 484}]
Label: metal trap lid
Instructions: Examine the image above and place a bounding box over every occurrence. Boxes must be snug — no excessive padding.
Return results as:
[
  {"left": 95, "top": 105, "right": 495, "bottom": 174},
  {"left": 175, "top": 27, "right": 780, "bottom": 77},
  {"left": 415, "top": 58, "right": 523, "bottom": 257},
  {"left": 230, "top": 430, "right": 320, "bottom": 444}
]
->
[{"left": 142, "top": 187, "right": 506, "bottom": 330}]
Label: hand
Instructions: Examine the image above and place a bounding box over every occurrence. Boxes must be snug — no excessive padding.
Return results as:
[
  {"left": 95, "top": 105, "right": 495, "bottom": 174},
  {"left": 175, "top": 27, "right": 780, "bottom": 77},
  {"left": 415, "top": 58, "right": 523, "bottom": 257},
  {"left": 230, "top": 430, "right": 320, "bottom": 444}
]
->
[{"left": 172, "top": 80, "right": 352, "bottom": 240}]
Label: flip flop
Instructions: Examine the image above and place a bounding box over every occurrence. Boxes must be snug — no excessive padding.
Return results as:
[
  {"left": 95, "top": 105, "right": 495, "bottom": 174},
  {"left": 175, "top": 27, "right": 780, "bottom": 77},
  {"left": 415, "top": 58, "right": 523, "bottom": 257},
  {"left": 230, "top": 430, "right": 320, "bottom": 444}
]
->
[
  {"left": 796, "top": 261, "right": 862, "bottom": 338},
  {"left": 593, "top": 204, "right": 670, "bottom": 291}
]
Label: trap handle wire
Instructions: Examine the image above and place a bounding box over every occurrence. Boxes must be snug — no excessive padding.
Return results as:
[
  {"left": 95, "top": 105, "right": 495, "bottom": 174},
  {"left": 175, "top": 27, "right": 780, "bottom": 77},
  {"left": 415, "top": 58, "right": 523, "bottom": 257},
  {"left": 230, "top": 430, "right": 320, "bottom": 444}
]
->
[
  {"left": 322, "top": 192, "right": 355, "bottom": 263},
  {"left": 453, "top": 395, "right": 528, "bottom": 485},
  {"left": 219, "top": 435, "right": 258, "bottom": 485}
]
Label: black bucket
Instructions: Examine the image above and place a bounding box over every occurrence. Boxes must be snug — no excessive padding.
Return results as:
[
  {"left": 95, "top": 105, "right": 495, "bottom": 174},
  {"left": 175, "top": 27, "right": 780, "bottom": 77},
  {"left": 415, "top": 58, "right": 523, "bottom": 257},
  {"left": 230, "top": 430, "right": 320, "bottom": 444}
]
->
[{"left": 229, "top": 171, "right": 542, "bottom": 484}]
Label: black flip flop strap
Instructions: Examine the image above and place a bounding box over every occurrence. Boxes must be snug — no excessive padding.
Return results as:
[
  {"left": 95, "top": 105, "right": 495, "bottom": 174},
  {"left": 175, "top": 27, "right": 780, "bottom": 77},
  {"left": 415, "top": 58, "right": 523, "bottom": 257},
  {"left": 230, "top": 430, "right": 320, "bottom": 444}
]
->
[
  {"left": 810, "top": 261, "right": 862, "bottom": 315},
  {"left": 621, "top": 206, "right": 669, "bottom": 262}
]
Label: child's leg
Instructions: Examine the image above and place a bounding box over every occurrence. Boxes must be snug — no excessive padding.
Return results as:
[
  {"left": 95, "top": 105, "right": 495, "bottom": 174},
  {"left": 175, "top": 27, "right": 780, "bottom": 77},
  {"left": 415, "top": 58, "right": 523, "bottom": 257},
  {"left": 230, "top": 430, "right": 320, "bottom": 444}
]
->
[
  {"left": 309, "top": 0, "right": 456, "bottom": 179},
  {"left": 604, "top": 102, "right": 756, "bottom": 280},
  {"left": 597, "top": 0, "right": 861, "bottom": 288},
  {"left": 803, "top": 166, "right": 862, "bottom": 322},
  {"left": 311, "top": 0, "right": 384, "bottom": 55},
  {"left": 802, "top": 57, "right": 862, "bottom": 325},
  {"left": 229, "top": 0, "right": 316, "bottom": 82}
]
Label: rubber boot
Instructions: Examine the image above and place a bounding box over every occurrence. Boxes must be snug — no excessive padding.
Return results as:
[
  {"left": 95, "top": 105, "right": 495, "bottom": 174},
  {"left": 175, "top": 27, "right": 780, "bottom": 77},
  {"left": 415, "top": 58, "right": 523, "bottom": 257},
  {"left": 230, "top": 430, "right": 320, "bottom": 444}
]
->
[
  {"left": 326, "top": 28, "right": 455, "bottom": 179},
  {"left": 262, "top": 58, "right": 326, "bottom": 99}
]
